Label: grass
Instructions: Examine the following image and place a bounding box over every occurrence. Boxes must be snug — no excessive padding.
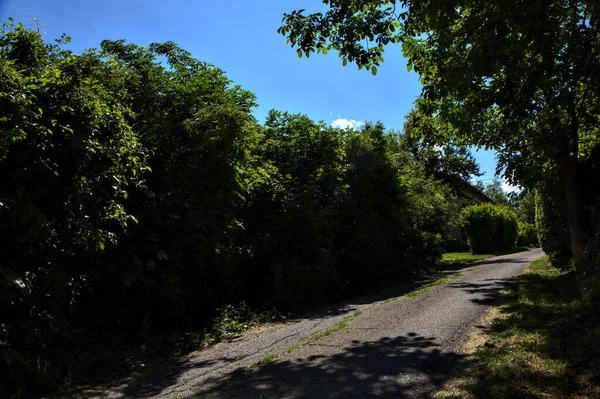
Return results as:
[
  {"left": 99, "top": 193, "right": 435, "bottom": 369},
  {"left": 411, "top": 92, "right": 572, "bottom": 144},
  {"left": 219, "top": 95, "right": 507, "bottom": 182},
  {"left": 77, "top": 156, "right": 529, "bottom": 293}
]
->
[
  {"left": 435, "top": 256, "right": 600, "bottom": 399},
  {"left": 232, "top": 250, "right": 524, "bottom": 378},
  {"left": 247, "top": 353, "right": 279, "bottom": 371},
  {"left": 233, "top": 352, "right": 280, "bottom": 377},
  {"left": 286, "top": 309, "right": 365, "bottom": 353},
  {"left": 405, "top": 269, "right": 468, "bottom": 297},
  {"left": 383, "top": 266, "right": 478, "bottom": 305},
  {"left": 441, "top": 247, "right": 533, "bottom": 268}
]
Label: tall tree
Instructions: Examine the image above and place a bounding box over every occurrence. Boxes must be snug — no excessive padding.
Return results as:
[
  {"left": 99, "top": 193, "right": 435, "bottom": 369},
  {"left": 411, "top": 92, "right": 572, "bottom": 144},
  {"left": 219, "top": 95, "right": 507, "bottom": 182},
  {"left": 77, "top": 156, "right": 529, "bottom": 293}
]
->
[
  {"left": 279, "top": 0, "right": 600, "bottom": 266},
  {"left": 400, "top": 109, "right": 481, "bottom": 183},
  {"left": 482, "top": 178, "right": 514, "bottom": 208}
]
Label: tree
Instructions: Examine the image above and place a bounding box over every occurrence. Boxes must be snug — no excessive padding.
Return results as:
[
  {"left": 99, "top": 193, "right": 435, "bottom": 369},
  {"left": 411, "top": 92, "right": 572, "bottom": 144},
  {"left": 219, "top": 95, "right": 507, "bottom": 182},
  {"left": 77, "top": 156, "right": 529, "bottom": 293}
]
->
[
  {"left": 2, "top": 19, "right": 468, "bottom": 396},
  {"left": 399, "top": 109, "right": 481, "bottom": 183},
  {"left": 515, "top": 190, "right": 537, "bottom": 224},
  {"left": 481, "top": 178, "right": 515, "bottom": 208},
  {"left": 279, "top": 0, "right": 600, "bottom": 267},
  {"left": 0, "top": 19, "right": 146, "bottom": 389}
]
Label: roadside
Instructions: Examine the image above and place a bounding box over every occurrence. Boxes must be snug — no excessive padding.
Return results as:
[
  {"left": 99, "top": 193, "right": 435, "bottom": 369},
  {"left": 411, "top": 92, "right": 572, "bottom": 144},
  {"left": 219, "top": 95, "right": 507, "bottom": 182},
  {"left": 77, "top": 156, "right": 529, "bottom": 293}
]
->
[
  {"left": 71, "top": 249, "right": 543, "bottom": 398},
  {"left": 59, "top": 248, "right": 526, "bottom": 397},
  {"left": 434, "top": 257, "right": 600, "bottom": 399},
  {"left": 440, "top": 247, "right": 535, "bottom": 268}
]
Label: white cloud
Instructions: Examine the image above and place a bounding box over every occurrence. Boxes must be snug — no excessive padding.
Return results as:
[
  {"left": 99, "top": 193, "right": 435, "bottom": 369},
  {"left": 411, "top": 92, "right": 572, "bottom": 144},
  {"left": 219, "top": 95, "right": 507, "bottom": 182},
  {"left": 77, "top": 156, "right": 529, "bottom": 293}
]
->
[
  {"left": 501, "top": 178, "right": 522, "bottom": 194},
  {"left": 331, "top": 118, "right": 365, "bottom": 130}
]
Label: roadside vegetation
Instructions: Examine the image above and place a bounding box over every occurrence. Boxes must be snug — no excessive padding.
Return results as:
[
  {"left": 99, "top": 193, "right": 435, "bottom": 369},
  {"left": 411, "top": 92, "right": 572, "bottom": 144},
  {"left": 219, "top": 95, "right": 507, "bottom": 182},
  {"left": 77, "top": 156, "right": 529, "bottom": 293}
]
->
[
  {"left": 436, "top": 257, "right": 600, "bottom": 398},
  {"left": 280, "top": 2, "right": 600, "bottom": 398},
  {"left": 441, "top": 247, "right": 534, "bottom": 268},
  {"left": 0, "top": 20, "right": 484, "bottom": 398},
  {"left": 3, "top": 0, "right": 600, "bottom": 397}
]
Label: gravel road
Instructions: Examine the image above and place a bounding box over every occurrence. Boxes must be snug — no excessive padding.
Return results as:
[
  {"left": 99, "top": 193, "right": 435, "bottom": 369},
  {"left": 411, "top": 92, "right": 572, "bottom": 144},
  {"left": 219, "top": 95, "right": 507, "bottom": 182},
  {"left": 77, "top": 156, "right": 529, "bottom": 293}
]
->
[{"left": 83, "top": 249, "right": 544, "bottom": 399}]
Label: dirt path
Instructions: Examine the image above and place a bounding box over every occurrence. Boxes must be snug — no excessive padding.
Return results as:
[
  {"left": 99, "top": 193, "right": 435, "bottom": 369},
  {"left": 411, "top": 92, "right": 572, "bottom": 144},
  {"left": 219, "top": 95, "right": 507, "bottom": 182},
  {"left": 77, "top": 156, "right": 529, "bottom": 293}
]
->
[{"left": 79, "top": 249, "right": 544, "bottom": 399}]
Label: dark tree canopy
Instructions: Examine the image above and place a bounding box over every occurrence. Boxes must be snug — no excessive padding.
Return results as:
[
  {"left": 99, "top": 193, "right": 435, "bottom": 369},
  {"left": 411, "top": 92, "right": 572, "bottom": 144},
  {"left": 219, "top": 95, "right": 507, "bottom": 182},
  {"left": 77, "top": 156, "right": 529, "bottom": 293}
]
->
[
  {"left": 279, "top": 0, "right": 600, "bottom": 265},
  {"left": 400, "top": 109, "right": 481, "bottom": 182},
  {"left": 1, "top": 20, "right": 462, "bottom": 397}
]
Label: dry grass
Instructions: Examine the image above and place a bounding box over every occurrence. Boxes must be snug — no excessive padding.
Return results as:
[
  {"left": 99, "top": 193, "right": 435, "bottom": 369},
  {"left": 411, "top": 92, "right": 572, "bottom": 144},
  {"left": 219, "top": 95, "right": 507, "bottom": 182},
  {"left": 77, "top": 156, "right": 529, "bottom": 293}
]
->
[{"left": 435, "top": 257, "right": 600, "bottom": 399}]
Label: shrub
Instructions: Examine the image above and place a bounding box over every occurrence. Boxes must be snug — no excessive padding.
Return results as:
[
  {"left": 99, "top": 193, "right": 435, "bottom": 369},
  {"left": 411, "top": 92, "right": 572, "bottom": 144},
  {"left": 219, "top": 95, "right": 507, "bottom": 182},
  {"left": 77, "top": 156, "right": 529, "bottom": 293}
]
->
[
  {"left": 535, "top": 179, "right": 571, "bottom": 260},
  {"left": 1, "top": 24, "right": 457, "bottom": 397},
  {"left": 517, "top": 221, "right": 538, "bottom": 247},
  {"left": 461, "top": 203, "right": 519, "bottom": 254}
]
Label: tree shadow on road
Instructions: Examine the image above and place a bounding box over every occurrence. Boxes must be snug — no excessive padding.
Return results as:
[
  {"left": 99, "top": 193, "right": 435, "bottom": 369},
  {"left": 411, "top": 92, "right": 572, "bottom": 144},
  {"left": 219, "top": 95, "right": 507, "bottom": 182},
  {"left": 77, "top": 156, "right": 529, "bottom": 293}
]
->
[
  {"left": 72, "top": 256, "right": 526, "bottom": 398},
  {"left": 189, "top": 333, "right": 471, "bottom": 399},
  {"left": 447, "top": 276, "right": 519, "bottom": 305}
]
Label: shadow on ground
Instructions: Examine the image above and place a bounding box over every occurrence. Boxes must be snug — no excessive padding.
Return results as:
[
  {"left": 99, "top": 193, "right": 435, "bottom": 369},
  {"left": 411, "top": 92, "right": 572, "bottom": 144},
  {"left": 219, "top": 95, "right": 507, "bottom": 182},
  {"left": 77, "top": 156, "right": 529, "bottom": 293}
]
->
[
  {"left": 189, "top": 333, "right": 470, "bottom": 399},
  {"left": 73, "top": 253, "right": 531, "bottom": 399},
  {"left": 438, "top": 264, "right": 600, "bottom": 398},
  {"left": 447, "top": 276, "right": 519, "bottom": 305}
]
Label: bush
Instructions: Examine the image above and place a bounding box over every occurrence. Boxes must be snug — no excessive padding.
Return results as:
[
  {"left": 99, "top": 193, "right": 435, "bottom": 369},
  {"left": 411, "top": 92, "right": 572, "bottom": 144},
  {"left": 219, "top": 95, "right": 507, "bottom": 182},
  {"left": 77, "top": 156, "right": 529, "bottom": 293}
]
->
[
  {"left": 517, "top": 221, "right": 538, "bottom": 247},
  {"left": 461, "top": 203, "right": 519, "bottom": 254},
  {"left": 535, "top": 177, "right": 571, "bottom": 260},
  {"left": 583, "top": 209, "right": 600, "bottom": 303},
  {"left": 1, "top": 24, "right": 457, "bottom": 397}
]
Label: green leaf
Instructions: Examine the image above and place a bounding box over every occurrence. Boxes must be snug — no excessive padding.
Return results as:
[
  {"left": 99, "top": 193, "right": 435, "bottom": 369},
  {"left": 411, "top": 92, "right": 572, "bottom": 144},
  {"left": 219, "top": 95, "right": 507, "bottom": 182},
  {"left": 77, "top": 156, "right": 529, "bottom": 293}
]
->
[
  {"left": 371, "top": 66, "right": 377, "bottom": 76},
  {"left": 406, "top": 63, "right": 412, "bottom": 72},
  {"left": 297, "top": 49, "right": 302, "bottom": 58},
  {"left": 158, "top": 249, "right": 168, "bottom": 260},
  {"left": 0, "top": 268, "right": 31, "bottom": 295},
  {"left": 343, "top": 58, "right": 348, "bottom": 66}
]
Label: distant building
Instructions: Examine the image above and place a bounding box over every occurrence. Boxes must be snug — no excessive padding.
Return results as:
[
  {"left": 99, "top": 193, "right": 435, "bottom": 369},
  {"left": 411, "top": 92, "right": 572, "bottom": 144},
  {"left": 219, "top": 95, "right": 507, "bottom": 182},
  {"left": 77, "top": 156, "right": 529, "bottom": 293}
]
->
[
  {"left": 454, "top": 178, "right": 495, "bottom": 205},
  {"left": 441, "top": 177, "right": 495, "bottom": 252}
]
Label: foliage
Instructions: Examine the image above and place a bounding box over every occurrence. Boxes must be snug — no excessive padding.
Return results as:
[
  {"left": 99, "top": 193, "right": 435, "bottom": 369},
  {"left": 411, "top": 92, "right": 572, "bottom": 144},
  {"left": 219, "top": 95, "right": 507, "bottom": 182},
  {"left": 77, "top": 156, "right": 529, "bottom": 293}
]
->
[
  {"left": 585, "top": 211, "right": 600, "bottom": 269},
  {"left": 535, "top": 175, "right": 571, "bottom": 261},
  {"left": 243, "top": 114, "right": 456, "bottom": 307},
  {"left": 436, "top": 257, "right": 600, "bottom": 398},
  {"left": 514, "top": 190, "right": 536, "bottom": 224},
  {"left": 460, "top": 204, "right": 518, "bottom": 254},
  {"left": 517, "top": 221, "right": 538, "bottom": 247},
  {"left": 583, "top": 209, "right": 600, "bottom": 302},
  {"left": 279, "top": 0, "right": 600, "bottom": 266},
  {"left": 0, "top": 19, "right": 146, "bottom": 394},
  {"left": 400, "top": 109, "right": 481, "bottom": 183},
  {"left": 477, "top": 178, "right": 515, "bottom": 208}
]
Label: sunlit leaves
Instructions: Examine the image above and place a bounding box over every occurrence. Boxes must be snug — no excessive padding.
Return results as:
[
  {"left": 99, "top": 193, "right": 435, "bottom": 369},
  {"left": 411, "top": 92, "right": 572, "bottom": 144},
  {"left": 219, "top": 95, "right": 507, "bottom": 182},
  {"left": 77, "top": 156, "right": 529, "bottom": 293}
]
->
[{"left": 279, "top": 1, "right": 600, "bottom": 189}]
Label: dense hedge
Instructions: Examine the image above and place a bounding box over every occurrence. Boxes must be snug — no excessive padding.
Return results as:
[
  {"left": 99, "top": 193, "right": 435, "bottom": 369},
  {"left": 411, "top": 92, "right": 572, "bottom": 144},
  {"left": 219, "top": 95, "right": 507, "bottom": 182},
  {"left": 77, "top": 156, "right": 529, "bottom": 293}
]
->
[
  {"left": 0, "top": 24, "right": 458, "bottom": 396},
  {"left": 460, "top": 203, "right": 519, "bottom": 254},
  {"left": 535, "top": 176, "right": 571, "bottom": 260},
  {"left": 517, "top": 221, "right": 538, "bottom": 247}
]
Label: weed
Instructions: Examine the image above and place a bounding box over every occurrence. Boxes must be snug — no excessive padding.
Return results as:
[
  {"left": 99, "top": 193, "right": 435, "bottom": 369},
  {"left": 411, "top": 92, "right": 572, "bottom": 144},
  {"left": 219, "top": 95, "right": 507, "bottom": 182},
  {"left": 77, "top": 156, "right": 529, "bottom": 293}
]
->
[
  {"left": 404, "top": 271, "right": 464, "bottom": 297},
  {"left": 286, "top": 310, "right": 364, "bottom": 354},
  {"left": 441, "top": 247, "right": 532, "bottom": 267},
  {"left": 238, "top": 353, "right": 280, "bottom": 374}
]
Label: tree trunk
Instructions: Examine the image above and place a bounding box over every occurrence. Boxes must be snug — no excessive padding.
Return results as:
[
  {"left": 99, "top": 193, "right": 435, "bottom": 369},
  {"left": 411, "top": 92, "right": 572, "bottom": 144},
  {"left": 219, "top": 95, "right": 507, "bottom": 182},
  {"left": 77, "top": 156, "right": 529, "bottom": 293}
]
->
[{"left": 559, "top": 158, "right": 586, "bottom": 268}]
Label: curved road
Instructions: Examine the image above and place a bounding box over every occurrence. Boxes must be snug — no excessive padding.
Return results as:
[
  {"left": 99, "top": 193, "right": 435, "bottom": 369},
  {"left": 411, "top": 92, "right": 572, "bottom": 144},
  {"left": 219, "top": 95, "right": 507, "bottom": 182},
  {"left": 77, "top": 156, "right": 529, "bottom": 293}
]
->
[{"left": 86, "top": 249, "right": 544, "bottom": 399}]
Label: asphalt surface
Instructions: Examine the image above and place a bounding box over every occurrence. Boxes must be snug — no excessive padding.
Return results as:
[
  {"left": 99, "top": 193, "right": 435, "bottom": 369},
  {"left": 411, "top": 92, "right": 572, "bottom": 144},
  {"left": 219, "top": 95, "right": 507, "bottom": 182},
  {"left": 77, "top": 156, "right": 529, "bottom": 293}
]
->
[{"left": 84, "top": 249, "right": 544, "bottom": 399}]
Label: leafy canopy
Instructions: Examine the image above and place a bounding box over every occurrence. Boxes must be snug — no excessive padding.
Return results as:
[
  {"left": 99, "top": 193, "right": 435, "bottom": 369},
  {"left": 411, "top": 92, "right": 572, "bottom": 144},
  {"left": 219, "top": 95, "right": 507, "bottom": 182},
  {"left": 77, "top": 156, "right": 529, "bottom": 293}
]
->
[{"left": 279, "top": 0, "right": 600, "bottom": 186}]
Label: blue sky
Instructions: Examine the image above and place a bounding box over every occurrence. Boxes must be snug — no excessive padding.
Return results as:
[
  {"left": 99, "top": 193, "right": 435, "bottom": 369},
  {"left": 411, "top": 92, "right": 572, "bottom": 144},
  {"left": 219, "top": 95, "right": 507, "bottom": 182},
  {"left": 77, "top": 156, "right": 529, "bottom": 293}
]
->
[{"left": 0, "top": 0, "right": 509, "bottom": 189}]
